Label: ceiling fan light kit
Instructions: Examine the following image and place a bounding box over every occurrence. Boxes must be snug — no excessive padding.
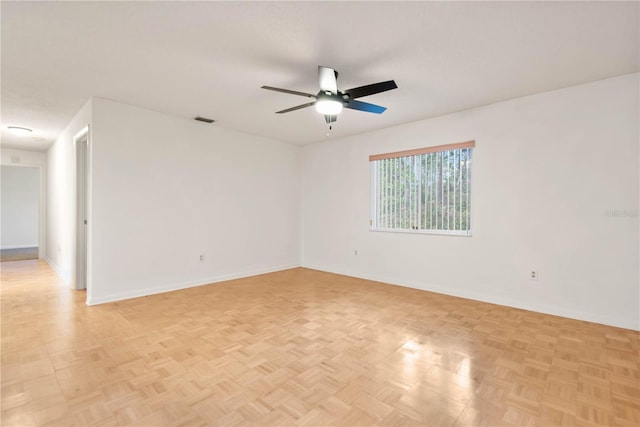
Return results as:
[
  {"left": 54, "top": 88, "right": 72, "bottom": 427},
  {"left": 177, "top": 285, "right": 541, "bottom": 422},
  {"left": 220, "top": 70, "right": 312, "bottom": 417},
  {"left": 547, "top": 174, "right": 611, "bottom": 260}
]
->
[
  {"left": 261, "top": 66, "right": 397, "bottom": 127},
  {"left": 315, "top": 97, "right": 343, "bottom": 115}
]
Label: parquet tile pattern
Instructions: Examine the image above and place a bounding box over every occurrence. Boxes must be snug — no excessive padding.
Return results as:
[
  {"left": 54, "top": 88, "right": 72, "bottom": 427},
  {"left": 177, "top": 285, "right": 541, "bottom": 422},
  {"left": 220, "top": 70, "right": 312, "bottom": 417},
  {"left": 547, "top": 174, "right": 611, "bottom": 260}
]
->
[{"left": 1, "top": 260, "right": 638, "bottom": 426}]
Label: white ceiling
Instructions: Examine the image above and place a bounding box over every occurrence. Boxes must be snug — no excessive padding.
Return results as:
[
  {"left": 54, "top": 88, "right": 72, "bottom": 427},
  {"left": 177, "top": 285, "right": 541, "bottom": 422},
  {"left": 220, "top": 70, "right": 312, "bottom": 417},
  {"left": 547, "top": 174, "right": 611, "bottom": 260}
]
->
[{"left": 2, "top": 1, "right": 638, "bottom": 151}]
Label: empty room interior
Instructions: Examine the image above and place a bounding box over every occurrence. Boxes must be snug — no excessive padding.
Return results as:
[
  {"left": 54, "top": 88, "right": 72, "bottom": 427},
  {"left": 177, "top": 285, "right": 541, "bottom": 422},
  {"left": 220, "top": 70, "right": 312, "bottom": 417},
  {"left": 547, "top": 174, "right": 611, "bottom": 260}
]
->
[{"left": 1, "top": 1, "right": 638, "bottom": 427}]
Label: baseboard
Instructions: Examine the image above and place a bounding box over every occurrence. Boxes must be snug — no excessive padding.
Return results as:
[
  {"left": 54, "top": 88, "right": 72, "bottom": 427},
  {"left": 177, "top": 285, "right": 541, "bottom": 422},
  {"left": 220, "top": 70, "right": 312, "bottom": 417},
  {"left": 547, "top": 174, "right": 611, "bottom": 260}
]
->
[
  {"left": 1, "top": 244, "right": 39, "bottom": 249},
  {"left": 86, "top": 263, "right": 301, "bottom": 306},
  {"left": 43, "top": 256, "right": 71, "bottom": 284},
  {"left": 301, "top": 263, "right": 639, "bottom": 331}
]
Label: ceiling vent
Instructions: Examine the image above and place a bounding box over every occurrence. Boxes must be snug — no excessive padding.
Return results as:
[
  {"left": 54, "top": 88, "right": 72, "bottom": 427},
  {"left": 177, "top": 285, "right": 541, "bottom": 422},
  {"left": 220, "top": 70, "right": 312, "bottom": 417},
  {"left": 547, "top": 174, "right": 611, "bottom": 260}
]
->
[{"left": 194, "top": 116, "right": 215, "bottom": 123}]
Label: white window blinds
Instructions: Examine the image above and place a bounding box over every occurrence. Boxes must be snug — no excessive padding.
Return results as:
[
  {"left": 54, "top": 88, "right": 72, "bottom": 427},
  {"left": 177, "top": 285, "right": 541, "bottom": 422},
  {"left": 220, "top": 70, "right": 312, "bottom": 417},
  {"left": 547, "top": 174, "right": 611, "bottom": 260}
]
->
[{"left": 370, "top": 141, "right": 474, "bottom": 235}]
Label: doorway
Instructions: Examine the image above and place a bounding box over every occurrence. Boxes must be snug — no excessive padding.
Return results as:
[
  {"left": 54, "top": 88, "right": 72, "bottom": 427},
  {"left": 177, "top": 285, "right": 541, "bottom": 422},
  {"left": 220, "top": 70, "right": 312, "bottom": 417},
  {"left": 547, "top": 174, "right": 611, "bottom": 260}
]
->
[
  {"left": 0, "top": 165, "right": 41, "bottom": 262},
  {"left": 74, "top": 127, "right": 89, "bottom": 290}
]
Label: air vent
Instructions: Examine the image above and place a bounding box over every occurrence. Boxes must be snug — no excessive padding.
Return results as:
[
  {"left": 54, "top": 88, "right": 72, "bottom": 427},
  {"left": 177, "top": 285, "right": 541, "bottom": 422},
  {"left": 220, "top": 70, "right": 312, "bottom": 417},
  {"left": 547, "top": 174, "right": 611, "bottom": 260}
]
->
[{"left": 194, "top": 116, "right": 215, "bottom": 123}]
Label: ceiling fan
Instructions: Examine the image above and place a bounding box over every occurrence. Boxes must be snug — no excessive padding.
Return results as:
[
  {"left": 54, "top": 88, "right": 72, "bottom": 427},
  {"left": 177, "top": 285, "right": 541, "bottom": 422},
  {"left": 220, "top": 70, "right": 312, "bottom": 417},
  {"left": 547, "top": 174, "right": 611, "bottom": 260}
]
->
[{"left": 261, "top": 66, "right": 397, "bottom": 125}]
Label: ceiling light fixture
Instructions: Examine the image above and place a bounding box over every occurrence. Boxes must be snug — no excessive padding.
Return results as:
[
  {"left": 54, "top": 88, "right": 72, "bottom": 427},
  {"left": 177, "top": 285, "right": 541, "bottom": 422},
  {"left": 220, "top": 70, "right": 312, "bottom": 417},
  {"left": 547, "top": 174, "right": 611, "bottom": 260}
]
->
[
  {"left": 8, "top": 126, "right": 33, "bottom": 136},
  {"left": 315, "top": 98, "right": 343, "bottom": 115}
]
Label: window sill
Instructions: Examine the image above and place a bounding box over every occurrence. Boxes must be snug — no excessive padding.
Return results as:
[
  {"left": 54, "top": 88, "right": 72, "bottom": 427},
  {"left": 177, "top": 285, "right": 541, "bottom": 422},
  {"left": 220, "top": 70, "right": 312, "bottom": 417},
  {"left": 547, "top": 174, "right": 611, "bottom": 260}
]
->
[{"left": 370, "top": 228, "right": 472, "bottom": 237}]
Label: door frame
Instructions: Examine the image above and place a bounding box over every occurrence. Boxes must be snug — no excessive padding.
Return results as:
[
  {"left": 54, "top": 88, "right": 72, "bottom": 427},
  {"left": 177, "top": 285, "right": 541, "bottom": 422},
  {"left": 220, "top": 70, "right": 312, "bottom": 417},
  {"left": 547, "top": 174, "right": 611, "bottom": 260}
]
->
[{"left": 73, "top": 126, "right": 91, "bottom": 295}]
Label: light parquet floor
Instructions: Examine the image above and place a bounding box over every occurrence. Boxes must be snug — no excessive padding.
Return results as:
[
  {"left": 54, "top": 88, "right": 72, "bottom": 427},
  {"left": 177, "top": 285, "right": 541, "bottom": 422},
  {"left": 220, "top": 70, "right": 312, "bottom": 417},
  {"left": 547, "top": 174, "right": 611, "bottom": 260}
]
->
[{"left": 1, "top": 260, "right": 638, "bottom": 426}]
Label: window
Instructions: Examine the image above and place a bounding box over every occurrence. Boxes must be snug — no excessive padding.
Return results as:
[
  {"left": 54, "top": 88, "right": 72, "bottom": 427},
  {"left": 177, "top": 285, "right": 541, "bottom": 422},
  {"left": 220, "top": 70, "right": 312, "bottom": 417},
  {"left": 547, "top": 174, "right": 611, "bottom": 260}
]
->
[{"left": 370, "top": 140, "right": 474, "bottom": 236}]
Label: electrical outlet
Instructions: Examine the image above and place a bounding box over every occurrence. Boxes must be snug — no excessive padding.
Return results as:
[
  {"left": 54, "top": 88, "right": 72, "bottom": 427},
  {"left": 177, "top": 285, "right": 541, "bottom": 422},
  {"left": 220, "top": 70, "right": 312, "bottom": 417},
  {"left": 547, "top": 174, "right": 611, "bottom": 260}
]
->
[
  {"left": 199, "top": 254, "right": 205, "bottom": 262},
  {"left": 530, "top": 270, "right": 538, "bottom": 281}
]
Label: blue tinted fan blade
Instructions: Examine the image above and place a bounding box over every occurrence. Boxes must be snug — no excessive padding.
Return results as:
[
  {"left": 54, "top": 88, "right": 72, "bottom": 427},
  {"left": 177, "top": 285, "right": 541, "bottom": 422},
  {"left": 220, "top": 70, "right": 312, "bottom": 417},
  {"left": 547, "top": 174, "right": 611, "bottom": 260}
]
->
[{"left": 344, "top": 99, "right": 387, "bottom": 114}]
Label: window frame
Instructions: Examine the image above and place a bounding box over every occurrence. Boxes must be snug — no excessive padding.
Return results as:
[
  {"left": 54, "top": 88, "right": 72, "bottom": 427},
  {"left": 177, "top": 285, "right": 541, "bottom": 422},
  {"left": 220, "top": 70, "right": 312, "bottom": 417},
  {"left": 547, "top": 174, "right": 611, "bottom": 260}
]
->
[{"left": 369, "top": 140, "right": 475, "bottom": 237}]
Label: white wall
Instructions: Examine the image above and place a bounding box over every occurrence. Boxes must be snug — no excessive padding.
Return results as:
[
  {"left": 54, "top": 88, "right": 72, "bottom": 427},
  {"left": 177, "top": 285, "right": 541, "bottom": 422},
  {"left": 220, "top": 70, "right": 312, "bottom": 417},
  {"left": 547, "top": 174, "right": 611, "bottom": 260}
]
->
[
  {"left": 301, "top": 73, "right": 639, "bottom": 330},
  {"left": 1, "top": 148, "right": 47, "bottom": 256},
  {"left": 1, "top": 148, "right": 47, "bottom": 167},
  {"left": 87, "top": 98, "right": 300, "bottom": 304},
  {"left": 1, "top": 165, "right": 40, "bottom": 249},
  {"left": 46, "top": 99, "right": 92, "bottom": 283}
]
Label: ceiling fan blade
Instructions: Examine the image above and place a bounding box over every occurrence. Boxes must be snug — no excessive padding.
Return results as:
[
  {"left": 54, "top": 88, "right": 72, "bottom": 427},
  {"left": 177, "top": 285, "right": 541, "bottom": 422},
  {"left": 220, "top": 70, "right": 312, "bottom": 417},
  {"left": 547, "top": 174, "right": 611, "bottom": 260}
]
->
[
  {"left": 261, "top": 86, "right": 316, "bottom": 98},
  {"left": 344, "top": 99, "right": 387, "bottom": 114},
  {"left": 276, "top": 102, "right": 316, "bottom": 114},
  {"left": 344, "top": 80, "right": 397, "bottom": 99},
  {"left": 318, "top": 66, "right": 338, "bottom": 94}
]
